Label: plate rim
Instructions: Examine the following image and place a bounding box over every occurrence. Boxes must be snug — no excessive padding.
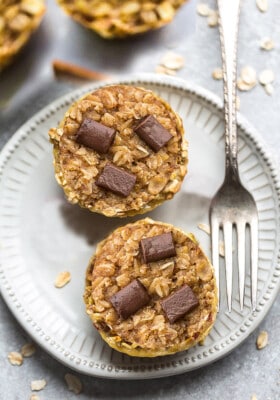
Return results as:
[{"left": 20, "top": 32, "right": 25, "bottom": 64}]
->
[{"left": 0, "top": 73, "right": 280, "bottom": 379}]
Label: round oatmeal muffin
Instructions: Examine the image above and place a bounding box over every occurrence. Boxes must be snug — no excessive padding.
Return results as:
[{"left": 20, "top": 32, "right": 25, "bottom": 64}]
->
[
  {"left": 49, "top": 84, "right": 188, "bottom": 218},
  {"left": 0, "top": 0, "right": 45, "bottom": 70},
  {"left": 56, "top": 0, "right": 188, "bottom": 39},
  {"left": 84, "top": 218, "right": 218, "bottom": 357}
]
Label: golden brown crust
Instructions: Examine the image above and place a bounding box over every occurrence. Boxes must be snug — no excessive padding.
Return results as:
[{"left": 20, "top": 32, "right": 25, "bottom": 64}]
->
[
  {"left": 0, "top": 0, "right": 45, "bottom": 70},
  {"left": 84, "top": 218, "right": 218, "bottom": 357},
  {"left": 57, "top": 0, "right": 188, "bottom": 38},
  {"left": 49, "top": 85, "right": 188, "bottom": 218}
]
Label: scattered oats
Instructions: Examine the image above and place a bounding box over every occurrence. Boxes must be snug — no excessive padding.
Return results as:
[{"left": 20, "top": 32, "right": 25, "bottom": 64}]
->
[
  {"left": 207, "top": 10, "right": 219, "bottom": 27},
  {"left": 55, "top": 271, "right": 71, "bottom": 288},
  {"left": 21, "top": 343, "right": 36, "bottom": 357},
  {"left": 30, "top": 395, "right": 40, "bottom": 400},
  {"left": 164, "top": 69, "right": 176, "bottom": 76},
  {"left": 237, "top": 77, "right": 256, "bottom": 92},
  {"left": 155, "top": 65, "right": 167, "bottom": 74},
  {"left": 197, "top": 3, "right": 210, "bottom": 17},
  {"left": 212, "top": 67, "right": 223, "bottom": 80},
  {"left": 155, "top": 65, "right": 176, "bottom": 76},
  {"left": 260, "top": 37, "right": 275, "bottom": 51},
  {"left": 259, "top": 69, "right": 274, "bottom": 85},
  {"left": 198, "top": 223, "right": 211, "bottom": 235},
  {"left": 236, "top": 96, "right": 241, "bottom": 110},
  {"left": 197, "top": 224, "right": 226, "bottom": 256},
  {"left": 256, "top": 0, "right": 268, "bottom": 12},
  {"left": 240, "top": 66, "right": 257, "bottom": 86},
  {"left": 65, "top": 373, "right": 83, "bottom": 394},
  {"left": 264, "top": 83, "right": 274, "bottom": 95},
  {"left": 219, "top": 242, "right": 235, "bottom": 257},
  {"left": 160, "top": 52, "right": 184, "bottom": 70},
  {"left": 219, "top": 241, "right": 225, "bottom": 257},
  {"left": 31, "top": 379, "right": 47, "bottom": 391},
  {"left": 237, "top": 66, "right": 257, "bottom": 91},
  {"left": 251, "top": 395, "right": 258, "bottom": 400},
  {"left": 256, "top": 330, "right": 268, "bottom": 349},
  {"left": 8, "top": 351, "right": 23, "bottom": 366}
]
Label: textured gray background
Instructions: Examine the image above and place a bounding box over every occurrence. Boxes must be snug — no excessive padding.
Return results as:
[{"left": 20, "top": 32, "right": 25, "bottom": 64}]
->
[{"left": 0, "top": 0, "right": 280, "bottom": 399}]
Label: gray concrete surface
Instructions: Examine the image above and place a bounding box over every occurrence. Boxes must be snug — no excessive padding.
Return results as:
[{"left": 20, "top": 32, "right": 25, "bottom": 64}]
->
[{"left": 0, "top": 0, "right": 280, "bottom": 399}]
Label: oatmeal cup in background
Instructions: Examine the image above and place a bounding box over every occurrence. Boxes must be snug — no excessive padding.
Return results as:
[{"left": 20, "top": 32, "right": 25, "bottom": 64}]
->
[
  {"left": 56, "top": 0, "right": 188, "bottom": 39},
  {"left": 84, "top": 218, "right": 218, "bottom": 357},
  {"left": 0, "top": 0, "right": 45, "bottom": 70},
  {"left": 49, "top": 84, "right": 188, "bottom": 218}
]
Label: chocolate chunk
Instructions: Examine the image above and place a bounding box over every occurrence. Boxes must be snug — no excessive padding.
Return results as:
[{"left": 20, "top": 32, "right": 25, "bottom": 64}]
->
[
  {"left": 134, "top": 115, "right": 173, "bottom": 152},
  {"left": 96, "top": 164, "right": 136, "bottom": 197},
  {"left": 110, "top": 279, "right": 150, "bottom": 319},
  {"left": 76, "top": 118, "right": 116, "bottom": 154},
  {"left": 140, "top": 232, "right": 176, "bottom": 263},
  {"left": 161, "top": 285, "right": 199, "bottom": 323}
]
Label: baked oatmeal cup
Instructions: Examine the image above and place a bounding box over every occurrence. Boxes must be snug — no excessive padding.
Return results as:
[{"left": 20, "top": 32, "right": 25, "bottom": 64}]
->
[
  {"left": 49, "top": 84, "right": 188, "bottom": 218},
  {"left": 56, "top": 0, "right": 188, "bottom": 38},
  {"left": 0, "top": 0, "right": 45, "bottom": 70},
  {"left": 84, "top": 218, "right": 218, "bottom": 357}
]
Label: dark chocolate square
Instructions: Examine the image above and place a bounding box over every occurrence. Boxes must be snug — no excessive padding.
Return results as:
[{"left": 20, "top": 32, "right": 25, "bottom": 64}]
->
[
  {"left": 96, "top": 164, "right": 136, "bottom": 197},
  {"left": 76, "top": 118, "right": 116, "bottom": 154},
  {"left": 110, "top": 279, "right": 150, "bottom": 319},
  {"left": 161, "top": 285, "right": 199, "bottom": 323},
  {"left": 140, "top": 232, "right": 176, "bottom": 263},
  {"left": 134, "top": 115, "right": 173, "bottom": 152}
]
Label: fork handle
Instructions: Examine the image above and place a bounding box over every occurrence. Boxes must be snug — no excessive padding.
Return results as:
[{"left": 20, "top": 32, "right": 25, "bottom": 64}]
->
[{"left": 217, "top": 0, "right": 241, "bottom": 180}]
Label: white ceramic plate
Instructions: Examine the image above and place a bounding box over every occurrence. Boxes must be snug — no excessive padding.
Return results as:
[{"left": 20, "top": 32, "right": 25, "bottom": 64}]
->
[{"left": 0, "top": 75, "right": 279, "bottom": 379}]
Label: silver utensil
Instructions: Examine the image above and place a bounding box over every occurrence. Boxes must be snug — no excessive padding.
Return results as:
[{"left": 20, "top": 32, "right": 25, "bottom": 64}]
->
[{"left": 209, "top": 0, "right": 259, "bottom": 312}]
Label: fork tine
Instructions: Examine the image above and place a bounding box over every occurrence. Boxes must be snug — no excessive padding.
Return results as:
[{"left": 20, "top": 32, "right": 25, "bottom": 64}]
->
[
  {"left": 223, "top": 222, "right": 233, "bottom": 312},
  {"left": 250, "top": 217, "right": 258, "bottom": 310},
  {"left": 237, "top": 222, "right": 246, "bottom": 311},
  {"left": 210, "top": 217, "right": 220, "bottom": 311}
]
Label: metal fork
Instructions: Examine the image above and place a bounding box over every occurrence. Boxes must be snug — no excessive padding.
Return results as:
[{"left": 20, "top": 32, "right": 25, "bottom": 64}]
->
[{"left": 209, "top": 0, "right": 259, "bottom": 312}]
